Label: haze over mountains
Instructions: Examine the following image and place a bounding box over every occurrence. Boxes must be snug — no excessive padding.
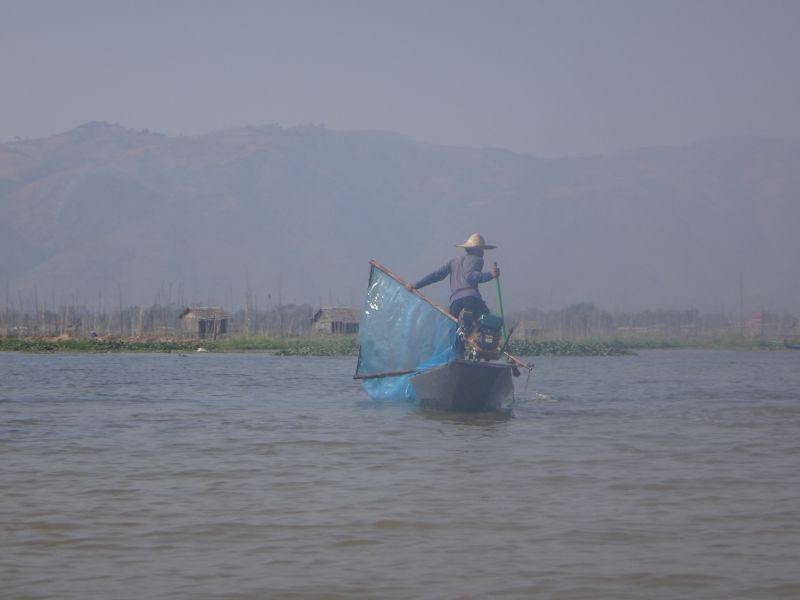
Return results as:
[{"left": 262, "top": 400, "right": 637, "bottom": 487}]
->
[{"left": 1, "top": 122, "right": 798, "bottom": 313}]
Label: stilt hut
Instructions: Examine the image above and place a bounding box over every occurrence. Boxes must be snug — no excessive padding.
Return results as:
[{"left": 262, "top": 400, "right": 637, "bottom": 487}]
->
[
  {"left": 179, "top": 306, "right": 230, "bottom": 339},
  {"left": 311, "top": 307, "right": 360, "bottom": 335}
]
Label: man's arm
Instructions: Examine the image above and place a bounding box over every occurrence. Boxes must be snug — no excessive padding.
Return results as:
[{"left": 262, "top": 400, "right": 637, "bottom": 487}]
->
[
  {"left": 411, "top": 262, "right": 451, "bottom": 290},
  {"left": 464, "top": 259, "right": 499, "bottom": 286}
]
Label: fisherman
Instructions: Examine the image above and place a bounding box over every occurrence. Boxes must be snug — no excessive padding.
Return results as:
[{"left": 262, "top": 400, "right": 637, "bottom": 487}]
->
[{"left": 406, "top": 232, "right": 499, "bottom": 318}]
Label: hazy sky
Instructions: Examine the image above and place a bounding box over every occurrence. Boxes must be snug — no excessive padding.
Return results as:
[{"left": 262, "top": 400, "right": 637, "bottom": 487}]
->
[{"left": 2, "top": 0, "right": 799, "bottom": 156}]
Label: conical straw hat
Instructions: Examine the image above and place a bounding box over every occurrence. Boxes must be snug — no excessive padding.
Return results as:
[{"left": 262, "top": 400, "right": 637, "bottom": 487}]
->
[{"left": 455, "top": 232, "right": 496, "bottom": 250}]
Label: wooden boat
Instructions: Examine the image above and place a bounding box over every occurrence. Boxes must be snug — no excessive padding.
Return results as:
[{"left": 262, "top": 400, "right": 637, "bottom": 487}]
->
[
  {"left": 411, "top": 359, "right": 514, "bottom": 412},
  {"left": 355, "top": 260, "right": 528, "bottom": 413}
]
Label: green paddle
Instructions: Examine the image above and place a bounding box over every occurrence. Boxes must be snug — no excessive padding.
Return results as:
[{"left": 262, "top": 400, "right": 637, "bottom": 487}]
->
[
  {"left": 494, "top": 262, "right": 507, "bottom": 347},
  {"left": 494, "top": 262, "right": 520, "bottom": 376}
]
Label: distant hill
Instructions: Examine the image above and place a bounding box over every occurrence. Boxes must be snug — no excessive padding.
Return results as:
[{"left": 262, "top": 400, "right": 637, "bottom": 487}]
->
[{"left": 2, "top": 122, "right": 799, "bottom": 313}]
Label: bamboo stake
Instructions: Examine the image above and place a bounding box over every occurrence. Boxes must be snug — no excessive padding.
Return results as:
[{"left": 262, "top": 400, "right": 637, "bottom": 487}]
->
[
  {"left": 369, "top": 259, "right": 457, "bottom": 323},
  {"left": 354, "top": 368, "right": 428, "bottom": 380}
]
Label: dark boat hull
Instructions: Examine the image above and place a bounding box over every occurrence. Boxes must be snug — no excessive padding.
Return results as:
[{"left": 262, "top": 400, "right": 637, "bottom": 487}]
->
[{"left": 411, "top": 359, "right": 514, "bottom": 412}]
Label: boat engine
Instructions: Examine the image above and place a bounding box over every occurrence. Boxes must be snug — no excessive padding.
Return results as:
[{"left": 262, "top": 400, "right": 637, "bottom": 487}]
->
[{"left": 457, "top": 310, "right": 504, "bottom": 361}]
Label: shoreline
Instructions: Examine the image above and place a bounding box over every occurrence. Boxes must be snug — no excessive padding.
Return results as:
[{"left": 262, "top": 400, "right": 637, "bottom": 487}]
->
[{"left": 0, "top": 335, "right": 787, "bottom": 356}]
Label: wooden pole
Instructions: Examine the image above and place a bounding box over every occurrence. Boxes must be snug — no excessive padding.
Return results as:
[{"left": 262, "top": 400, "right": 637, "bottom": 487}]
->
[
  {"left": 369, "top": 259, "right": 456, "bottom": 323},
  {"left": 354, "top": 368, "right": 427, "bottom": 380}
]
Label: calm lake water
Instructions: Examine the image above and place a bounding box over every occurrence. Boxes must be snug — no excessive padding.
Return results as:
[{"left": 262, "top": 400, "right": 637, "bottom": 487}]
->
[{"left": 1, "top": 350, "right": 799, "bottom": 599}]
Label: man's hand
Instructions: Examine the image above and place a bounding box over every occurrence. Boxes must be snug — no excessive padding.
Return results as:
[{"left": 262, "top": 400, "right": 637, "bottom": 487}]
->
[
  {"left": 491, "top": 262, "right": 500, "bottom": 279},
  {"left": 405, "top": 283, "right": 415, "bottom": 292}
]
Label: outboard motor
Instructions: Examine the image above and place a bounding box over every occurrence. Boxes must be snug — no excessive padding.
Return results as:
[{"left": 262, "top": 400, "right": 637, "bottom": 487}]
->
[{"left": 457, "top": 310, "right": 504, "bottom": 361}]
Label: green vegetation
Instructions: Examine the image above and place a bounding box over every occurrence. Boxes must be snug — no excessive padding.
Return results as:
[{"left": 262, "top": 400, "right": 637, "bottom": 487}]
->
[
  {"left": 271, "top": 337, "right": 360, "bottom": 356},
  {"left": 508, "top": 340, "right": 635, "bottom": 356},
  {"left": 0, "top": 335, "right": 361, "bottom": 356},
  {"left": 605, "top": 335, "right": 784, "bottom": 351},
  {"left": 508, "top": 335, "right": 785, "bottom": 355},
  {"left": 209, "top": 335, "right": 360, "bottom": 356},
  {"left": 0, "top": 338, "right": 201, "bottom": 353},
  {"left": 0, "top": 334, "right": 787, "bottom": 356}
]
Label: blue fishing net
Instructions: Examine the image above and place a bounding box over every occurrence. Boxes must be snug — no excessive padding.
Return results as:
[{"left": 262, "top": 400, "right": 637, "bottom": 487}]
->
[{"left": 356, "top": 263, "right": 456, "bottom": 401}]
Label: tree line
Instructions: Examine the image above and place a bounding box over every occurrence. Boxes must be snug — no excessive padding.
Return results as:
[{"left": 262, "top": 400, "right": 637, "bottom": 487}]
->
[
  {"left": 1, "top": 299, "right": 797, "bottom": 341},
  {"left": 508, "top": 303, "right": 800, "bottom": 341},
  {"left": 0, "top": 303, "right": 315, "bottom": 339}
]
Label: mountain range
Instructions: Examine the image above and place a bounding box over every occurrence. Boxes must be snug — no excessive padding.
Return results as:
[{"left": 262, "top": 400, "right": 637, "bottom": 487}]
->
[{"left": 2, "top": 122, "right": 798, "bottom": 313}]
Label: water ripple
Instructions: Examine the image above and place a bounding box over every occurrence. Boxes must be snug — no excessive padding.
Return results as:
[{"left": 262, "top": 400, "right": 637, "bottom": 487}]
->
[{"left": 1, "top": 350, "right": 799, "bottom": 599}]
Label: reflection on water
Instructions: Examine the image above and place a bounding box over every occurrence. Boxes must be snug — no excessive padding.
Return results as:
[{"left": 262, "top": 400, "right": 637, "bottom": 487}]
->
[
  {"left": 414, "top": 406, "right": 515, "bottom": 426},
  {"left": 1, "top": 350, "right": 800, "bottom": 600}
]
